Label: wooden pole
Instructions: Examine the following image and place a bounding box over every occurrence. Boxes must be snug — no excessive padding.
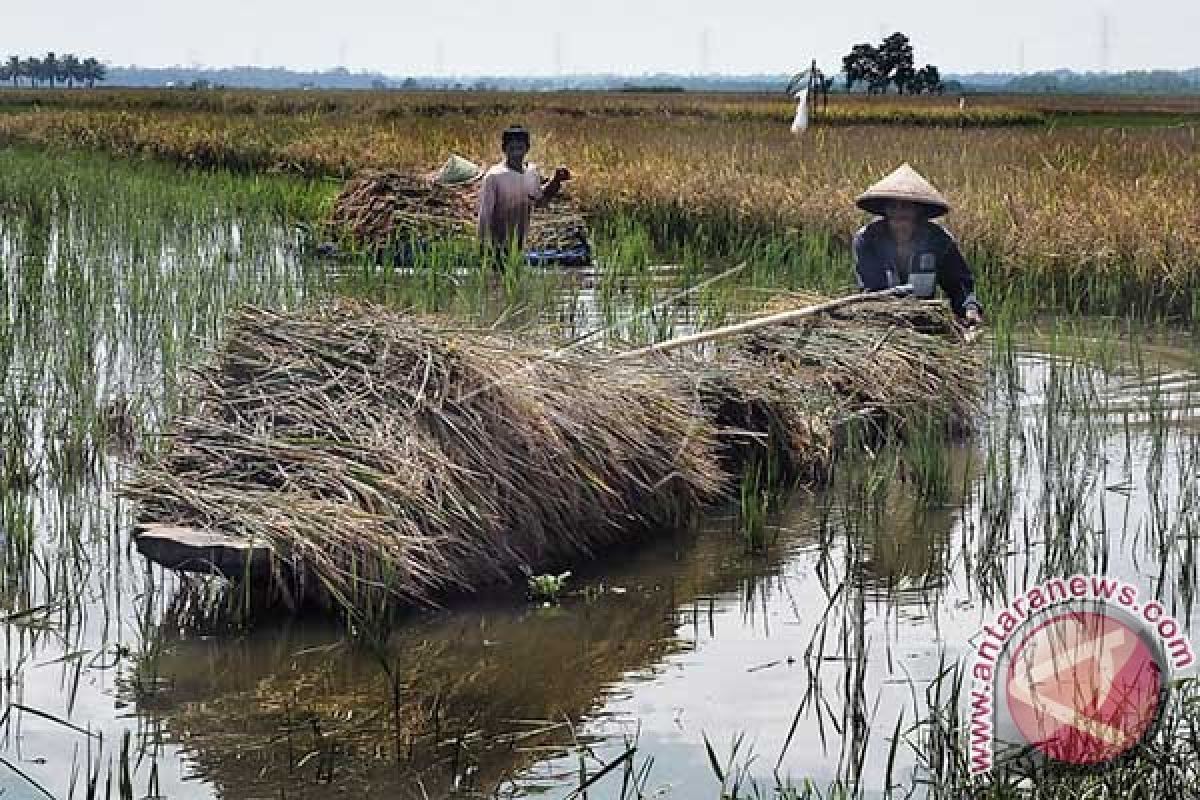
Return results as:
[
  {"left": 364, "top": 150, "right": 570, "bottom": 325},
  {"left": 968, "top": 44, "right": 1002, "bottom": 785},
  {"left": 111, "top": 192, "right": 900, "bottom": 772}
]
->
[
  {"left": 809, "top": 59, "right": 817, "bottom": 121},
  {"left": 616, "top": 286, "right": 911, "bottom": 361}
]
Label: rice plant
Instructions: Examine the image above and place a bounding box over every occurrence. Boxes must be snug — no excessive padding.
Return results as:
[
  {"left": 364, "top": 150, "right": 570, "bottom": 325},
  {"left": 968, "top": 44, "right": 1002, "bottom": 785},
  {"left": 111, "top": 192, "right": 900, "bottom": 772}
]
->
[{"left": 0, "top": 91, "right": 1195, "bottom": 319}]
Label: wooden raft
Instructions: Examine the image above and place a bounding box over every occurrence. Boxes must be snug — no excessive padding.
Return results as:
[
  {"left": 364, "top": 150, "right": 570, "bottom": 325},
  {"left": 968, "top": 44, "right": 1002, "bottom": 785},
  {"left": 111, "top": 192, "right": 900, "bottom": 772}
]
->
[{"left": 135, "top": 524, "right": 276, "bottom": 579}]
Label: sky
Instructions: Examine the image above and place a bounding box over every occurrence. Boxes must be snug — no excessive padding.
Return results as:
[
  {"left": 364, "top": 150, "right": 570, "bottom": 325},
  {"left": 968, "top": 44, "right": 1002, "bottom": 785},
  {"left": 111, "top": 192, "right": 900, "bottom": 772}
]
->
[{"left": 3, "top": 1, "right": 1197, "bottom": 76}]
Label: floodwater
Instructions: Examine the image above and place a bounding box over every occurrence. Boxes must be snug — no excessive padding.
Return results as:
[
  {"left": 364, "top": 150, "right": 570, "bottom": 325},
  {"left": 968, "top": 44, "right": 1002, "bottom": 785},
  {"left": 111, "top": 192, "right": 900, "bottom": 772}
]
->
[{"left": 3, "top": 154, "right": 1200, "bottom": 799}]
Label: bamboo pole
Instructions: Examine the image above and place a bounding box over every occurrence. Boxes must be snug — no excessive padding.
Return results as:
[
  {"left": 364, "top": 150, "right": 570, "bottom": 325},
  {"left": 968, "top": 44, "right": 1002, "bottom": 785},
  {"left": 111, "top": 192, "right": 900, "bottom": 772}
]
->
[{"left": 616, "top": 286, "right": 913, "bottom": 361}]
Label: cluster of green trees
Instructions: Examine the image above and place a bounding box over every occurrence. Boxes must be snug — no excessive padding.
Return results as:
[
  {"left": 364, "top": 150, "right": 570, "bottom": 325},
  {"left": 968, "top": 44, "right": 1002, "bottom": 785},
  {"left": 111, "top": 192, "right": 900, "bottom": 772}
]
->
[
  {"left": 0, "top": 53, "right": 107, "bottom": 88},
  {"left": 841, "top": 33, "right": 943, "bottom": 95}
]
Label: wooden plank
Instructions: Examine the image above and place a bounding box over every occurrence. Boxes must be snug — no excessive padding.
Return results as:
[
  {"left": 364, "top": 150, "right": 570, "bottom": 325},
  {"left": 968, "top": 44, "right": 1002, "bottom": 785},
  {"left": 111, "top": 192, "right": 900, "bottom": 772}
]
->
[
  {"left": 616, "top": 286, "right": 911, "bottom": 361},
  {"left": 134, "top": 524, "right": 276, "bottom": 579}
]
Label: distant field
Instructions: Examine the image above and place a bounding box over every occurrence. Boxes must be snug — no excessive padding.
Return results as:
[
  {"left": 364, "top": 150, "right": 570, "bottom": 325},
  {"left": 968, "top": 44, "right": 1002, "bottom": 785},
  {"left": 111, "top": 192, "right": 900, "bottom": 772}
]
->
[
  {"left": 0, "top": 88, "right": 1197, "bottom": 318},
  {"left": 0, "top": 87, "right": 1048, "bottom": 127},
  {"left": 0, "top": 86, "right": 1197, "bottom": 122}
]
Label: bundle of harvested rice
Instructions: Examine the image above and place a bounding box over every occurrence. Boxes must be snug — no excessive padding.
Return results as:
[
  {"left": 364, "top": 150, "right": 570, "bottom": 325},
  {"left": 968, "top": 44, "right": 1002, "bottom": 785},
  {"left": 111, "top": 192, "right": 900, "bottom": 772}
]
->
[
  {"left": 689, "top": 293, "right": 982, "bottom": 481},
  {"left": 125, "top": 294, "right": 983, "bottom": 615},
  {"left": 328, "top": 167, "right": 589, "bottom": 253},
  {"left": 328, "top": 170, "right": 477, "bottom": 244},
  {"left": 123, "top": 304, "right": 724, "bottom": 613}
]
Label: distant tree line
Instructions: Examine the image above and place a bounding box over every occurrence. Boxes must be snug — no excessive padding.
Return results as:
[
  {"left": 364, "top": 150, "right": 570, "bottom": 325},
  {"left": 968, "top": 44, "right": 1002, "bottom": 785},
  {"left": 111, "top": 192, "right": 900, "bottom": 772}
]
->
[
  {"left": 99, "top": 66, "right": 798, "bottom": 92},
  {"left": 0, "top": 53, "right": 107, "bottom": 88},
  {"left": 842, "top": 33, "right": 943, "bottom": 95},
  {"left": 1000, "top": 69, "right": 1200, "bottom": 94},
  {"left": 10, "top": 61, "right": 1194, "bottom": 95}
]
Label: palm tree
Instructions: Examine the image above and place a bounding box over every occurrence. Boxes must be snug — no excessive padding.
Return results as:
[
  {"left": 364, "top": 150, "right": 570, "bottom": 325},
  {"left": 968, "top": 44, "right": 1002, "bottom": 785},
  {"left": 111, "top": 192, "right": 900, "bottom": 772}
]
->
[
  {"left": 62, "top": 54, "right": 82, "bottom": 88},
  {"left": 23, "top": 57, "right": 41, "bottom": 88},
  {"left": 6, "top": 56, "right": 18, "bottom": 87},
  {"left": 82, "top": 58, "right": 106, "bottom": 88},
  {"left": 42, "top": 52, "right": 59, "bottom": 87}
]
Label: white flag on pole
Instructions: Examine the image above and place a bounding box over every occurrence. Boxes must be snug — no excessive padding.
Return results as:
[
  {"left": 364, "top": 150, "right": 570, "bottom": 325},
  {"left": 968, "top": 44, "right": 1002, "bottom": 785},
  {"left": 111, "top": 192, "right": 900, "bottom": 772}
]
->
[{"left": 791, "top": 89, "right": 809, "bottom": 134}]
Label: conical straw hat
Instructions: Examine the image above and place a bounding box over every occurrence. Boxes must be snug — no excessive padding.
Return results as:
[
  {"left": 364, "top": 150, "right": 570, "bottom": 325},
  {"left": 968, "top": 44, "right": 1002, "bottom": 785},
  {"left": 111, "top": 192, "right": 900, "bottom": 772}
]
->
[{"left": 855, "top": 163, "right": 951, "bottom": 218}]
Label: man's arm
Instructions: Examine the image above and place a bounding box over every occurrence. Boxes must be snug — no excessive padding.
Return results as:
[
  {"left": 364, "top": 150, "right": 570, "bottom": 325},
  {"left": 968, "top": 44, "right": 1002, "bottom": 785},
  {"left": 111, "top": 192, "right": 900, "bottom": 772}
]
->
[
  {"left": 537, "top": 166, "right": 571, "bottom": 205},
  {"left": 477, "top": 173, "right": 496, "bottom": 244},
  {"left": 853, "top": 230, "right": 890, "bottom": 291},
  {"left": 936, "top": 235, "right": 982, "bottom": 320}
]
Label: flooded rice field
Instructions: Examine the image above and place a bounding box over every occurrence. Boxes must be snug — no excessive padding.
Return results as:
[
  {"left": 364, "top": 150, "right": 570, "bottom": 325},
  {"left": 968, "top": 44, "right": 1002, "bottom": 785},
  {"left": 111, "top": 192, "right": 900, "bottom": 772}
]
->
[{"left": 2, "top": 149, "right": 1199, "bottom": 799}]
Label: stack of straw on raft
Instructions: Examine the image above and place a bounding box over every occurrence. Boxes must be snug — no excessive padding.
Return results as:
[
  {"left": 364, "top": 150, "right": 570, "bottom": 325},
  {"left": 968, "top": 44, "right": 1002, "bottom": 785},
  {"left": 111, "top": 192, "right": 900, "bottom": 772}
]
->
[
  {"left": 122, "top": 298, "right": 982, "bottom": 614},
  {"left": 329, "top": 168, "right": 590, "bottom": 253}
]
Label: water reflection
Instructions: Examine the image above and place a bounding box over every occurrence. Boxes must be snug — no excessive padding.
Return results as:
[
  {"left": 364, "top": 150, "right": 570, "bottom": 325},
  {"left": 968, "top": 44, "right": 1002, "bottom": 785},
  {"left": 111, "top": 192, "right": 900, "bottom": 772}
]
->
[
  {"left": 131, "top": 527, "right": 788, "bottom": 798},
  {"left": 124, "top": 437, "right": 980, "bottom": 799}
]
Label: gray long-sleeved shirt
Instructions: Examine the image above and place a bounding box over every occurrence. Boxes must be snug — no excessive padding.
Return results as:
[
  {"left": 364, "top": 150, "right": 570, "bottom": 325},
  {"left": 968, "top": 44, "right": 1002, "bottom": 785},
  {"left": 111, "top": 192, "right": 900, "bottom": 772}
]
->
[{"left": 852, "top": 219, "right": 982, "bottom": 318}]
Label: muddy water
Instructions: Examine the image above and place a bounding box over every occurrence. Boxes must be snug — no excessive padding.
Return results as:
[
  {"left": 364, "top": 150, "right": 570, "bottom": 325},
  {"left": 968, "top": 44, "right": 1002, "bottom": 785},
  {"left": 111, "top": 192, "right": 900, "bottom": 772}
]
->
[{"left": 3, "top": 157, "right": 1200, "bottom": 798}]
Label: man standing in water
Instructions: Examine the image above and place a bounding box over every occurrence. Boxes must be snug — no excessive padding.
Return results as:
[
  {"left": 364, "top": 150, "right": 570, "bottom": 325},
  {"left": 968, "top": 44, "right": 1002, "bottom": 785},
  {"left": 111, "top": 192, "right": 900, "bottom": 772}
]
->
[
  {"left": 477, "top": 125, "right": 571, "bottom": 264},
  {"left": 852, "top": 164, "right": 983, "bottom": 326}
]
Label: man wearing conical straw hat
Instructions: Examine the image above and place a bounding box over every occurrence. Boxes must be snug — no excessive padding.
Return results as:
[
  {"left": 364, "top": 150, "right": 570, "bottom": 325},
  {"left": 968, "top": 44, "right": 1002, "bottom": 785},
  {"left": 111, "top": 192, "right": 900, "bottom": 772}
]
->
[{"left": 853, "top": 164, "right": 983, "bottom": 326}]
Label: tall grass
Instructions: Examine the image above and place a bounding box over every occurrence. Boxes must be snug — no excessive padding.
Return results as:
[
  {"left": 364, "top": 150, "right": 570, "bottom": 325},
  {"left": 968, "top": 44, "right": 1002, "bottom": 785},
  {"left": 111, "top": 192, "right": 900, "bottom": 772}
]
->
[
  {"left": 2, "top": 86, "right": 1195, "bottom": 119},
  {"left": 0, "top": 145, "right": 332, "bottom": 799}
]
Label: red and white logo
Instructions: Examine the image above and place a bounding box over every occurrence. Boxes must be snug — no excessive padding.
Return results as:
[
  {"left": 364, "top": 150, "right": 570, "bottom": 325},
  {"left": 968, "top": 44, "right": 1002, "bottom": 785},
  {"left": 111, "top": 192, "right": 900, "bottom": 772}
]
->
[
  {"left": 1005, "top": 610, "right": 1164, "bottom": 766},
  {"left": 969, "top": 576, "right": 1192, "bottom": 775}
]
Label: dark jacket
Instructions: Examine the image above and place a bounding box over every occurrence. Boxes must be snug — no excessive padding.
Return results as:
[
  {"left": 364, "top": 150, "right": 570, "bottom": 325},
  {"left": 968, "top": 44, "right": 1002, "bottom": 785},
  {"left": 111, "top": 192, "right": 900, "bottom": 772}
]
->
[{"left": 852, "top": 219, "right": 981, "bottom": 317}]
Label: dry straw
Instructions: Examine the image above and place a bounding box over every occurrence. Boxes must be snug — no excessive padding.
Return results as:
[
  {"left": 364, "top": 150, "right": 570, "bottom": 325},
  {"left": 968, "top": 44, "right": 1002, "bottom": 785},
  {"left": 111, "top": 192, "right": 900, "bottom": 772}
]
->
[
  {"left": 329, "top": 168, "right": 590, "bottom": 253},
  {"left": 123, "top": 297, "right": 982, "bottom": 615},
  {"left": 124, "top": 304, "right": 724, "bottom": 613}
]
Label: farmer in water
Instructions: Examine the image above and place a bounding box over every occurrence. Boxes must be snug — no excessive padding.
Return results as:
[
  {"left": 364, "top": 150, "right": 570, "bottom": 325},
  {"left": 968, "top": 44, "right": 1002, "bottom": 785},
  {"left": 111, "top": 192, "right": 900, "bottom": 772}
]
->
[
  {"left": 477, "top": 125, "right": 571, "bottom": 264},
  {"left": 853, "top": 164, "right": 983, "bottom": 326}
]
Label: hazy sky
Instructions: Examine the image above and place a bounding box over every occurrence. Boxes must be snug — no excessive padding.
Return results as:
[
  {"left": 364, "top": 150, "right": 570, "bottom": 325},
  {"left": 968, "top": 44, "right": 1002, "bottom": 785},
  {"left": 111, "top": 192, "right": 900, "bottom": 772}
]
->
[{"left": 4, "top": 1, "right": 1196, "bottom": 75}]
